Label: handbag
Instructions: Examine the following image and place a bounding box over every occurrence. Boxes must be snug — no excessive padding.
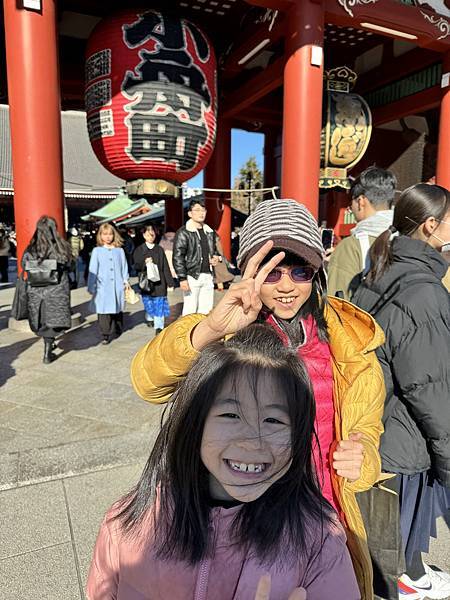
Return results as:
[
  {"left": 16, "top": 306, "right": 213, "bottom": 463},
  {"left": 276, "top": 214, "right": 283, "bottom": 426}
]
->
[
  {"left": 11, "top": 273, "right": 28, "bottom": 320},
  {"left": 24, "top": 258, "right": 59, "bottom": 287},
  {"left": 125, "top": 284, "right": 140, "bottom": 305},
  {"left": 146, "top": 261, "right": 160, "bottom": 283},
  {"left": 138, "top": 270, "right": 155, "bottom": 294}
]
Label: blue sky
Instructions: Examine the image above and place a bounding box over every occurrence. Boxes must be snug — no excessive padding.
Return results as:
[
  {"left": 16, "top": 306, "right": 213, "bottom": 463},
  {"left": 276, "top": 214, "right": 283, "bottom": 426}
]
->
[{"left": 187, "top": 129, "right": 264, "bottom": 188}]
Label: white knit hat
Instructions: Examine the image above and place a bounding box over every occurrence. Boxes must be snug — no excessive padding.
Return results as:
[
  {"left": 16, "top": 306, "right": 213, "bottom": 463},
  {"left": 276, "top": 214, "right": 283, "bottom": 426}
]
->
[{"left": 237, "top": 199, "right": 324, "bottom": 271}]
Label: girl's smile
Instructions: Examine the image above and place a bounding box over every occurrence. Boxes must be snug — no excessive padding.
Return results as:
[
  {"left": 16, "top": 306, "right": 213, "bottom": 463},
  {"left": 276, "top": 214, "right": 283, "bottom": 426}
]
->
[{"left": 201, "top": 372, "right": 292, "bottom": 503}]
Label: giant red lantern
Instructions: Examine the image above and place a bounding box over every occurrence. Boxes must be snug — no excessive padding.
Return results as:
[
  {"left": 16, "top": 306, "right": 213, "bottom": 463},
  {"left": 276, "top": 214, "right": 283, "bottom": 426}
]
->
[{"left": 85, "top": 10, "right": 217, "bottom": 195}]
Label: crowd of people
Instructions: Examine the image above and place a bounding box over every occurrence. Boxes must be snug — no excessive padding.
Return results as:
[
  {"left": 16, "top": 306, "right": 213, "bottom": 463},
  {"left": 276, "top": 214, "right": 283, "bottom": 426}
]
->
[{"left": 8, "top": 169, "right": 450, "bottom": 600}]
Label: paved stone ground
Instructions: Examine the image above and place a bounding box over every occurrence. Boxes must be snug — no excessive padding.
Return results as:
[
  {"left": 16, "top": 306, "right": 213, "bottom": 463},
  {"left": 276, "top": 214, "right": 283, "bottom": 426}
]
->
[{"left": 0, "top": 264, "right": 449, "bottom": 599}]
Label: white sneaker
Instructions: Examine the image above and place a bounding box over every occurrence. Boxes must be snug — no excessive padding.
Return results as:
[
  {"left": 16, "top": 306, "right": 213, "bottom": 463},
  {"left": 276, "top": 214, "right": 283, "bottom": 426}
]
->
[
  {"left": 399, "top": 567, "right": 450, "bottom": 599},
  {"left": 425, "top": 564, "right": 450, "bottom": 584}
]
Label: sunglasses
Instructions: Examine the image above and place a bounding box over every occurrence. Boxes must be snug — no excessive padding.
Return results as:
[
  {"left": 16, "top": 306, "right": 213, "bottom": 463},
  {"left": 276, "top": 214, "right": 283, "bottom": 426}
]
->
[{"left": 263, "top": 266, "right": 317, "bottom": 284}]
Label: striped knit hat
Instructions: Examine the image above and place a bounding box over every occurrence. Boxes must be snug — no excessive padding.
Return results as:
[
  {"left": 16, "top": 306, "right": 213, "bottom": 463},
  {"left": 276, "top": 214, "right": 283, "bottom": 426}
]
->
[{"left": 237, "top": 199, "right": 324, "bottom": 271}]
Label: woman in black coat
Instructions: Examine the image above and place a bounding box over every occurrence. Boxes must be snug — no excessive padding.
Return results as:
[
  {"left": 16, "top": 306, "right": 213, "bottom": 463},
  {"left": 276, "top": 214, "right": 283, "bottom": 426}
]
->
[
  {"left": 22, "top": 216, "right": 74, "bottom": 364},
  {"left": 133, "top": 224, "right": 174, "bottom": 335},
  {"left": 353, "top": 184, "right": 450, "bottom": 598}
]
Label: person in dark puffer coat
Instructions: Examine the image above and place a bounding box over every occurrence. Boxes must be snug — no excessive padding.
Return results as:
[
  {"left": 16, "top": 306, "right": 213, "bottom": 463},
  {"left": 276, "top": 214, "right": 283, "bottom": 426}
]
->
[
  {"left": 22, "top": 216, "right": 74, "bottom": 364},
  {"left": 353, "top": 183, "right": 450, "bottom": 600}
]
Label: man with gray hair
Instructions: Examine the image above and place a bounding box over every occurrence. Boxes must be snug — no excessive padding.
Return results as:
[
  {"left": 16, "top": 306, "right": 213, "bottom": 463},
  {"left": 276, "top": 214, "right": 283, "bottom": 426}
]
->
[{"left": 328, "top": 166, "right": 397, "bottom": 300}]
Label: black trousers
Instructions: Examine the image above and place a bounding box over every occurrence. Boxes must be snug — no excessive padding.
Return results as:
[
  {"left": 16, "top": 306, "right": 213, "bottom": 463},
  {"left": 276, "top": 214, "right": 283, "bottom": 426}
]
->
[{"left": 98, "top": 312, "right": 123, "bottom": 337}]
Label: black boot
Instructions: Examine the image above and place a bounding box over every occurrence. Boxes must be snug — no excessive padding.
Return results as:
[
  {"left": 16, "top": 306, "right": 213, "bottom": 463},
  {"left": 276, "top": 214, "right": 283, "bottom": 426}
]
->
[
  {"left": 43, "top": 338, "right": 56, "bottom": 364},
  {"left": 102, "top": 335, "right": 111, "bottom": 345}
]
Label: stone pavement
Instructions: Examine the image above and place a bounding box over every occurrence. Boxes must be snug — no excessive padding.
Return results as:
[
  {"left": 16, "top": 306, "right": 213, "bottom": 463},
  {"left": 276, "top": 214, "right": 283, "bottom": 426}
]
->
[{"left": 0, "top": 277, "right": 449, "bottom": 599}]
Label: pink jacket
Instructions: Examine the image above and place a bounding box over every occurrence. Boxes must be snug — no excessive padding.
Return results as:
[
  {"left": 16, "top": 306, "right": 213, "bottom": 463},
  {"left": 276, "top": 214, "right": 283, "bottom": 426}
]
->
[
  {"left": 87, "top": 503, "right": 360, "bottom": 600},
  {"left": 266, "top": 314, "right": 338, "bottom": 512}
]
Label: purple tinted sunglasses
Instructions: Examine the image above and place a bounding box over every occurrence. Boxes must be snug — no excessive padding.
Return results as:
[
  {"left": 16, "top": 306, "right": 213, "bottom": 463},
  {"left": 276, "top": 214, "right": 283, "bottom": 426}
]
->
[{"left": 263, "top": 266, "right": 317, "bottom": 284}]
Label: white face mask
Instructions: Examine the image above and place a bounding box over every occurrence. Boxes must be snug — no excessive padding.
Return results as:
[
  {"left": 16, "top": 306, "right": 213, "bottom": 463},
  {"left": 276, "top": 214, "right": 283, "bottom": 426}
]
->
[{"left": 431, "top": 220, "right": 450, "bottom": 249}]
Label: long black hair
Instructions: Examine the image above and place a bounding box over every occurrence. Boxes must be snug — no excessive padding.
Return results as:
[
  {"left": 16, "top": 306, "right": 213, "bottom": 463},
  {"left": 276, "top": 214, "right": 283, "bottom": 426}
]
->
[
  {"left": 366, "top": 183, "right": 450, "bottom": 284},
  {"left": 116, "top": 324, "right": 331, "bottom": 565},
  {"left": 25, "top": 216, "right": 72, "bottom": 263}
]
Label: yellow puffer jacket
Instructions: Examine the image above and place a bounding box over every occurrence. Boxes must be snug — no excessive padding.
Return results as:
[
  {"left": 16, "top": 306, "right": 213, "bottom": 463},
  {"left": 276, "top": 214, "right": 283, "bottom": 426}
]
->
[{"left": 131, "top": 297, "right": 386, "bottom": 600}]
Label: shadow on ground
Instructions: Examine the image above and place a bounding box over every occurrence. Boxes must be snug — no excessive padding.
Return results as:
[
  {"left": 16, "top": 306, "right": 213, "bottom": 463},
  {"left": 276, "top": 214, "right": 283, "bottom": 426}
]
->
[{"left": 0, "top": 336, "right": 40, "bottom": 387}]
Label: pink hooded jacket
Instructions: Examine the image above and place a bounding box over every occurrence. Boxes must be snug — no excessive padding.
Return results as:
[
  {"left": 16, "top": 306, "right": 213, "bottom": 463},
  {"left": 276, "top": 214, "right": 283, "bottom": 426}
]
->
[{"left": 87, "top": 503, "right": 360, "bottom": 600}]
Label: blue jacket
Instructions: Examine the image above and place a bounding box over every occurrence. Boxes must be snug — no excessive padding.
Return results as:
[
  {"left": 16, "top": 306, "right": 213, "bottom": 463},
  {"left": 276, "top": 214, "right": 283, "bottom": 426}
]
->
[{"left": 88, "top": 246, "right": 128, "bottom": 314}]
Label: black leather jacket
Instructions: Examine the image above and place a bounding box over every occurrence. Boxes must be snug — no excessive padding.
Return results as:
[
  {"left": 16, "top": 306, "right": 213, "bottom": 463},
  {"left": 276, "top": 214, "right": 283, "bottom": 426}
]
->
[{"left": 173, "top": 223, "right": 218, "bottom": 280}]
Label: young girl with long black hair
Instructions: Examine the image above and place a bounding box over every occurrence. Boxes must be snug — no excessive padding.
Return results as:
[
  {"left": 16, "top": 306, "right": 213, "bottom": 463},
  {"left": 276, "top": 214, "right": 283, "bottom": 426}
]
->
[
  {"left": 88, "top": 325, "right": 359, "bottom": 600},
  {"left": 131, "top": 199, "right": 385, "bottom": 599},
  {"left": 22, "top": 215, "right": 74, "bottom": 364}
]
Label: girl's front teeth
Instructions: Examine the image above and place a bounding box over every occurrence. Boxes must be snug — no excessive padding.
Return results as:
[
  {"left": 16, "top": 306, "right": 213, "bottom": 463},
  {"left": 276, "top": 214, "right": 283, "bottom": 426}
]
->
[
  {"left": 228, "top": 460, "right": 266, "bottom": 473},
  {"left": 277, "top": 297, "right": 295, "bottom": 304}
]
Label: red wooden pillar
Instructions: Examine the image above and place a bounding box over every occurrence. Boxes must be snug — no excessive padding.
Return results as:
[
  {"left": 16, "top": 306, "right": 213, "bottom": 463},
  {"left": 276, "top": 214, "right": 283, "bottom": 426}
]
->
[
  {"left": 281, "top": 0, "right": 324, "bottom": 217},
  {"left": 264, "top": 128, "right": 279, "bottom": 189},
  {"left": 3, "top": 0, "right": 65, "bottom": 265},
  {"left": 436, "top": 52, "right": 450, "bottom": 191},
  {"left": 204, "top": 118, "right": 232, "bottom": 259},
  {"left": 165, "top": 197, "right": 183, "bottom": 232}
]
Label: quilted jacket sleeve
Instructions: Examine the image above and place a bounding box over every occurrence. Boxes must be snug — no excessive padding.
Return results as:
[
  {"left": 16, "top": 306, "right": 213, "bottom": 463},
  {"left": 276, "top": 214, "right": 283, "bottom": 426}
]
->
[
  {"left": 390, "top": 307, "right": 450, "bottom": 487},
  {"left": 343, "top": 350, "right": 385, "bottom": 493},
  {"left": 131, "top": 314, "right": 206, "bottom": 403}
]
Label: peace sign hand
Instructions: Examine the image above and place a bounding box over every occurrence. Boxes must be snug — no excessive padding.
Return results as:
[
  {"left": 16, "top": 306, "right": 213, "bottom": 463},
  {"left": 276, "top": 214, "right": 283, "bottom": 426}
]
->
[
  {"left": 191, "top": 241, "right": 285, "bottom": 351},
  {"left": 254, "top": 574, "right": 307, "bottom": 600}
]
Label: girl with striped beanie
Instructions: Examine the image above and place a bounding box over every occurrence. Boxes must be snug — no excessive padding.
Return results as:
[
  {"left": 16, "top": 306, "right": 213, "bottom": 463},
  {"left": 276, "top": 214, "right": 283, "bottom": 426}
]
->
[{"left": 131, "top": 199, "right": 386, "bottom": 600}]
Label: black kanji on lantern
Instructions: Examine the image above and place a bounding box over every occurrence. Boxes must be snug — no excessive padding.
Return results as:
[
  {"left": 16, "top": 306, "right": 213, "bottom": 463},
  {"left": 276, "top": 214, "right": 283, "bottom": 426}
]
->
[
  {"left": 122, "top": 11, "right": 211, "bottom": 110},
  {"left": 126, "top": 111, "right": 207, "bottom": 170}
]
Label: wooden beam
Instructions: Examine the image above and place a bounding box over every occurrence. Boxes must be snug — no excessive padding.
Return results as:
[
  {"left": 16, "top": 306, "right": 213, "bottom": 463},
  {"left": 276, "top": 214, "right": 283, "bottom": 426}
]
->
[
  {"left": 324, "top": 0, "right": 450, "bottom": 52},
  {"left": 221, "top": 16, "right": 286, "bottom": 78},
  {"left": 372, "top": 85, "right": 441, "bottom": 125},
  {"left": 356, "top": 47, "right": 441, "bottom": 95},
  {"left": 221, "top": 56, "right": 284, "bottom": 118}
]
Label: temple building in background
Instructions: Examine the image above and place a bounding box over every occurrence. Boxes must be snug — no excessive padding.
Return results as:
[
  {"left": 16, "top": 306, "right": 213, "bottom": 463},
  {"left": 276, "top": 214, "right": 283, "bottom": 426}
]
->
[{"left": 1, "top": 0, "right": 449, "bottom": 260}]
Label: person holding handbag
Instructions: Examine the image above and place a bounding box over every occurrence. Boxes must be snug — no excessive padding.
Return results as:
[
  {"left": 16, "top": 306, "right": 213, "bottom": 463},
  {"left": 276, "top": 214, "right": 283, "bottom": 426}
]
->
[
  {"left": 133, "top": 224, "right": 174, "bottom": 335},
  {"left": 88, "top": 223, "right": 129, "bottom": 345},
  {"left": 22, "top": 215, "right": 74, "bottom": 364}
]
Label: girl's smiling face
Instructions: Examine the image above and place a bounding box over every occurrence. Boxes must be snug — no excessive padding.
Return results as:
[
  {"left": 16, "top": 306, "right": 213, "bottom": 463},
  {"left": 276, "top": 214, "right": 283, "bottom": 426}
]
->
[
  {"left": 200, "top": 371, "right": 292, "bottom": 503},
  {"left": 258, "top": 262, "right": 314, "bottom": 319}
]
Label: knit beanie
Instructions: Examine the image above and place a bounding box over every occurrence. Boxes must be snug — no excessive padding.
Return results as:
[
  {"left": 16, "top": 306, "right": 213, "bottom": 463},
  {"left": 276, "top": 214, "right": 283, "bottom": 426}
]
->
[{"left": 237, "top": 199, "right": 324, "bottom": 271}]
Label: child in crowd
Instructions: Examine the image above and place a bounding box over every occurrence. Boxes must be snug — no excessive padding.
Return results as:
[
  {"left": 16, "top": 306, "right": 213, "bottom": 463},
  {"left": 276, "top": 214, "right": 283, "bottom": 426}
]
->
[
  {"left": 133, "top": 224, "right": 174, "bottom": 335},
  {"left": 131, "top": 199, "right": 386, "bottom": 600},
  {"left": 87, "top": 325, "right": 360, "bottom": 600},
  {"left": 88, "top": 223, "right": 129, "bottom": 345}
]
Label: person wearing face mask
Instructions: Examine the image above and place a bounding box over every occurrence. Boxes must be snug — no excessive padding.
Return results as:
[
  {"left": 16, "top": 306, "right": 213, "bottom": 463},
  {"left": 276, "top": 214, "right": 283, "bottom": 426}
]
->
[
  {"left": 131, "top": 199, "right": 386, "bottom": 600},
  {"left": 352, "top": 183, "right": 450, "bottom": 600}
]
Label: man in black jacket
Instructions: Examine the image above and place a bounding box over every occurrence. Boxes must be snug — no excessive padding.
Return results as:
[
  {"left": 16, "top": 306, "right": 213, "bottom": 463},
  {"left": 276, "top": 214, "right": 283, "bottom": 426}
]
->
[{"left": 173, "top": 199, "right": 220, "bottom": 315}]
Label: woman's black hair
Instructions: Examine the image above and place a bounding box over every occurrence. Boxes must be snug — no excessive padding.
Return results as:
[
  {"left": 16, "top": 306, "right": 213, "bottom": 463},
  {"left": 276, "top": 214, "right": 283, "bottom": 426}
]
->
[
  {"left": 366, "top": 183, "right": 450, "bottom": 284},
  {"left": 116, "top": 324, "right": 331, "bottom": 565},
  {"left": 259, "top": 250, "right": 328, "bottom": 343},
  {"left": 25, "top": 215, "right": 72, "bottom": 263}
]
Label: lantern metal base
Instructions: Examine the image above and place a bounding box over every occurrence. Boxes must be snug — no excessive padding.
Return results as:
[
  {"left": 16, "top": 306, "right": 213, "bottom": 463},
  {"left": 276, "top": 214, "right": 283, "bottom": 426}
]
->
[
  {"left": 126, "top": 179, "right": 179, "bottom": 198},
  {"left": 319, "top": 167, "right": 350, "bottom": 190}
]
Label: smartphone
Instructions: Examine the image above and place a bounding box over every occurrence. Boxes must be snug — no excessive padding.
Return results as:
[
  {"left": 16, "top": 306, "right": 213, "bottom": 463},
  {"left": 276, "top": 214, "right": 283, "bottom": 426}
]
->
[{"left": 321, "top": 228, "right": 334, "bottom": 251}]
